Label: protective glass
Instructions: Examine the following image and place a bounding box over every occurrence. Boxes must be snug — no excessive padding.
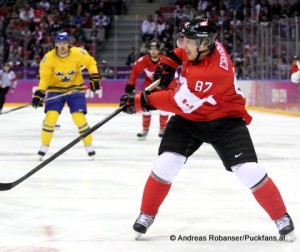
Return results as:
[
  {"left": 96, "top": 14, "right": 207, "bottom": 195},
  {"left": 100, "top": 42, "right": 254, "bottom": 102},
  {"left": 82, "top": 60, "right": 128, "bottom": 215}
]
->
[{"left": 176, "top": 33, "right": 198, "bottom": 49}]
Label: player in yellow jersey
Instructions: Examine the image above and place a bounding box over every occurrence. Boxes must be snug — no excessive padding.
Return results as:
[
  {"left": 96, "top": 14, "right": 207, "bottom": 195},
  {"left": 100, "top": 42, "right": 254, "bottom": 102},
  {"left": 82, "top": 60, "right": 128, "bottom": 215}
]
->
[{"left": 32, "top": 32, "right": 101, "bottom": 160}]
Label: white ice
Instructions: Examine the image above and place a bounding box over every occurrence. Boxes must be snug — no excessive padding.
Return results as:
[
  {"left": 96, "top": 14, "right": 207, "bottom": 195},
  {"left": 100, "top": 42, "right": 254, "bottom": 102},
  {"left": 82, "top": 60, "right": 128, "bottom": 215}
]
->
[{"left": 0, "top": 106, "right": 299, "bottom": 252}]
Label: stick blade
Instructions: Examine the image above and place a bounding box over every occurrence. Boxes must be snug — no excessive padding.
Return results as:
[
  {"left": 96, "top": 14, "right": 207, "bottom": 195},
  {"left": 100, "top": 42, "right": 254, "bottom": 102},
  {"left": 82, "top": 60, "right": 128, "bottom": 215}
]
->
[{"left": 0, "top": 183, "right": 14, "bottom": 191}]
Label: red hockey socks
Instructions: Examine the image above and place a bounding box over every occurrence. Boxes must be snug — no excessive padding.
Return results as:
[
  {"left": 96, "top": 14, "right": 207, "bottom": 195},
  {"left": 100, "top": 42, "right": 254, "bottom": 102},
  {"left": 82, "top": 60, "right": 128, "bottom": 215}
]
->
[
  {"left": 142, "top": 115, "right": 151, "bottom": 129},
  {"left": 159, "top": 115, "right": 168, "bottom": 129},
  {"left": 140, "top": 175, "right": 171, "bottom": 216},
  {"left": 252, "top": 177, "right": 286, "bottom": 220}
]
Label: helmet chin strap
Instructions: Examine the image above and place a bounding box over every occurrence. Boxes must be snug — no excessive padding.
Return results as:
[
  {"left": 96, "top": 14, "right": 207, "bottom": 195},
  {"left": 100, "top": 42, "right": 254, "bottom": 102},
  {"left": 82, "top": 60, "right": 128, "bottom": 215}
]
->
[
  {"left": 193, "top": 48, "right": 210, "bottom": 63},
  {"left": 193, "top": 43, "right": 216, "bottom": 63}
]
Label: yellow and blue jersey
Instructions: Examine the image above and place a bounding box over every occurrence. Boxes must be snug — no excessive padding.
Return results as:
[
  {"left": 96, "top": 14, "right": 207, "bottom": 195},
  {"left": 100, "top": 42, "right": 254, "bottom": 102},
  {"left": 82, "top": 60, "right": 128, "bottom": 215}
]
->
[{"left": 38, "top": 47, "right": 98, "bottom": 93}]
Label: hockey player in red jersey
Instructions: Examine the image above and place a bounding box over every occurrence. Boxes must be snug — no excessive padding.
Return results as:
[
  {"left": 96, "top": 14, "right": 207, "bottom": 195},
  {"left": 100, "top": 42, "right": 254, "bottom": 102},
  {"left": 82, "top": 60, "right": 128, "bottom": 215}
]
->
[
  {"left": 290, "top": 55, "right": 300, "bottom": 84},
  {"left": 124, "top": 40, "right": 177, "bottom": 139},
  {"left": 120, "top": 16, "right": 295, "bottom": 241}
]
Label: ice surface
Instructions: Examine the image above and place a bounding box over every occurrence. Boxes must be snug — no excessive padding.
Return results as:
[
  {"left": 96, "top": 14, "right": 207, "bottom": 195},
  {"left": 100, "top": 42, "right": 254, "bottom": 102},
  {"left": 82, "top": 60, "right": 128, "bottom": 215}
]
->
[{"left": 0, "top": 106, "right": 299, "bottom": 252}]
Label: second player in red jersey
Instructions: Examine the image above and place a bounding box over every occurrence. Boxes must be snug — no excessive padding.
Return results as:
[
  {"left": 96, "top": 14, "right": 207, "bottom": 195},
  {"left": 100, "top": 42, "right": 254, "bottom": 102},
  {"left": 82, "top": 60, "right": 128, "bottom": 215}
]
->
[{"left": 125, "top": 40, "right": 177, "bottom": 139}]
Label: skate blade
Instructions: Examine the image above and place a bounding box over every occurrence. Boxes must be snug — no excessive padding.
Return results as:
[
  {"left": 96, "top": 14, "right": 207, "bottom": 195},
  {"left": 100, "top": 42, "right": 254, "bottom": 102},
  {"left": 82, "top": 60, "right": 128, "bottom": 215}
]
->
[
  {"left": 38, "top": 155, "right": 44, "bottom": 161},
  {"left": 280, "top": 231, "right": 296, "bottom": 242},
  {"left": 137, "top": 137, "right": 147, "bottom": 141},
  {"left": 135, "top": 232, "right": 143, "bottom": 240}
]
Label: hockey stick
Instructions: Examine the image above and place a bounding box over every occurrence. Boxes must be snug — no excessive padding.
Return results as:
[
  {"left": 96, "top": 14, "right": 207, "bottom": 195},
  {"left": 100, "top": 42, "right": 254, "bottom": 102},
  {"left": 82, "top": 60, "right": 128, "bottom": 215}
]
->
[
  {"left": 1, "top": 66, "right": 88, "bottom": 115},
  {"left": 0, "top": 104, "right": 31, "bottom": 114},
  {"left": 1, "top": 89, "right": 87, "bottom": 115},
  {"left": 0, "top": 79, "right": 161, "bottom": 191}
]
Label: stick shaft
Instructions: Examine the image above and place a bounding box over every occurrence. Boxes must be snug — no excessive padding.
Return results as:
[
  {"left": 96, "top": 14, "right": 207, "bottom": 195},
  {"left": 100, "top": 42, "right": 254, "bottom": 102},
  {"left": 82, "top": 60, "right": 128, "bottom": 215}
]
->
[
  {"left": 0, "top": 79, "right": 160, "bottom": 191},
  {"left": 0, "top": 107, "right": 123, "bottom": 191},
  {"left": 1, "top": 90, "right": 84, "bottom": 115}
]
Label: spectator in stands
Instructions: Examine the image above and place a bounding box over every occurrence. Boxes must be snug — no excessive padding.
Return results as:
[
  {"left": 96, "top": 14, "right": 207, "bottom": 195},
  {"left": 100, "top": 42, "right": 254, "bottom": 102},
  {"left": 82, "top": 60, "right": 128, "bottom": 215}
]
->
[
  {"left": 156, "top": 15, "right": 166, "bottom": 39},
  {"left": 72, "top": 24, "right": 87, "bottom": 44},
  {"left": 125, "top": 47, "right": 136, "bottom": 67},
  {"left": 291, "top": 0, "right": 300, "bottom": 17},
  {"left": 19, "top": 4, "right": 35, "bottom": 24},
  {"left": 33, "top": 3, "right": 46, "bottom": 24},
  {"left": 4, "top": 19, "right": 20, "bottom": 42},
  {"left": 83, "top": 12, "right": 93, "bottom": 28},
  {"left": 7, "top": 47, "right": 23, "bottom": 67},
  {"left": 270, "top": 0, "right": 283, "bottom": 20},
  {"left": 174, "top": 8, "right": 190, "bottom": 30},
  {"left": 39, "top": 19, "right": 50, "bottom": 37},
  {"left": 141, "top": 15, "right": 155, "bottom": 42},
  {"left": 184, "top": 1, "right": 197, "bottom": 18},
  {"left": 58, "top": 0, "right": 65, "bottom": 12},
  {"left": 256, "top": 0, "right": 272, "bottom": 22},
  {"left": 197, "top": 0, "right": 209, "bottom": 12},
  {"left": 87, "top": 24, "right": 105, "bottom": 50},
  {"left": 39, "top": 0, "right": 51, "bottom": 12},
  {"left": 72, "top": 9, "right": 85, "bottom": 27},
  {"left": 100, "top": 60, "right": 114, "bottom": 79},
  {"left": 158, "top": 22, "right": 174, "bottom": 55},
  {"left": 30, "top": 54, "right": 42, "bottom": 67},
  {"left": 32, "top": 25, "right": 43, "bottom": 42},
  {"left": 93, "top": 11, "right": 110, "bottom": 39},
  {"left": 29, "top": 40, "right": 45, "bottom": 60},
  {"left": 9, "top": 41, "right": 23, "bottom": 58},
  {"left": 49, "top": 16, "right": 63, "bottom": 35}
]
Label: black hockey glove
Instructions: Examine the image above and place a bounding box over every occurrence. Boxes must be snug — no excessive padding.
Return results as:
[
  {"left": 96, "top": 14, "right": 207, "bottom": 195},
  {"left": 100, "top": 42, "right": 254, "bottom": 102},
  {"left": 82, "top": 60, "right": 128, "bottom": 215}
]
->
[
  {"left": 89, "top": 73, "right": 101, "bottom": 92},
  {"left": 153, "top": 62, "right": 175, "bottom": 89},
  {"left": 119, "top": 91, "right": 154, "bottom": 114},
  {"left": 32, "top": 90, "right": 45, "bottom": 108},
  {"left": 125, "top": 83, "right": 135, "bottom": 94},
  {"left": 154, "top": 52, "right": 180, "bottom": 89}
]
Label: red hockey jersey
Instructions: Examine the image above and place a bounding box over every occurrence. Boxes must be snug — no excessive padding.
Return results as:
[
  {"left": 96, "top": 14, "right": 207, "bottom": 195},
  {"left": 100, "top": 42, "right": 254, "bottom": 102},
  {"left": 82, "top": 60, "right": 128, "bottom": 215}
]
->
[
  {"left": 128, "top": 54, "right": 160, "bottom": 88},
  {"left": 147, "top": 41, "right": 252, "bottom": 124},
  {"left": 290, "top": 65, "right": 299, "bottom": 74}
]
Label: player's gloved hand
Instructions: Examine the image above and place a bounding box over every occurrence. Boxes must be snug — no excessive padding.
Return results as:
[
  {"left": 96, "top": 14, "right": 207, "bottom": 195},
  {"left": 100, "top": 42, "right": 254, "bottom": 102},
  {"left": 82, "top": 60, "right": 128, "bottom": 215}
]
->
[
  {"left": 32, "top": 90, "right": 45, "bottom": 108},
  {"left": 125, "top": 83, "right": 135, "bottom": 93},
  {"left": 119, "top": 91, "right": 154, "bottom": 114},
  {"left": 153, "top": 62, "right": 175, "bottom": 89},
  {"left": 154, "top": 54, "right": 180, "bottom": 89},
  {"left": 89, "top": 73, "right": 101, "bottom": 92}
]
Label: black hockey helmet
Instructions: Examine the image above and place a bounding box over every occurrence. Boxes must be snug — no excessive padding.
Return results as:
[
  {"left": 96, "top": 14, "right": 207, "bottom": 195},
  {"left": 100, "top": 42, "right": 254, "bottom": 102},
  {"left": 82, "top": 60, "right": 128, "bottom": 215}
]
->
[
  {"left": 149, "top": 40, "right": 160, "bottom": 50},
  {"left": 181, "top": 16, "right": 218, "bottom": 48},
  {"left": 293, "top": 55, "right": 300, "bottom": 60}
]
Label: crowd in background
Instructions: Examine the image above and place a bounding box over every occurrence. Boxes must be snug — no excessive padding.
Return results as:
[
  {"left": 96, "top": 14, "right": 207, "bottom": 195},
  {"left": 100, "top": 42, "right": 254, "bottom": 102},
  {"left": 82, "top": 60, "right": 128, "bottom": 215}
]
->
[
  {"left": 0, "top": 0, "right": 299, "bottom": 80},
  {"left": 0, "top": 0, "right": 126, "bottom": 68},
  {"left": 139, "top": 0, "right": 300, "bottom": 79}
]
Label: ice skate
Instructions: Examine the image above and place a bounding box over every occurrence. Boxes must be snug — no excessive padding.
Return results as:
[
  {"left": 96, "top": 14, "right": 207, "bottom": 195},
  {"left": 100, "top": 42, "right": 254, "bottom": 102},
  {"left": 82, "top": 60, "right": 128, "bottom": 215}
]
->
[
  {"left": 37, "top": 145, "right": 49, "bottom": 161},
  {"left": 133, "top": 212, "right": 155, "bottom": 240},
  {"left": 275, "top": 213, "right": 296, "bottom": 242},
  {"left": 158, "top": 128, "right": 165, "bottom": 138},
  {"left": 85, "top": 145, "right": 96, "bottom": 160},
  {"left": 137, "top": 129, "right": 149, "bottom": 140}
]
